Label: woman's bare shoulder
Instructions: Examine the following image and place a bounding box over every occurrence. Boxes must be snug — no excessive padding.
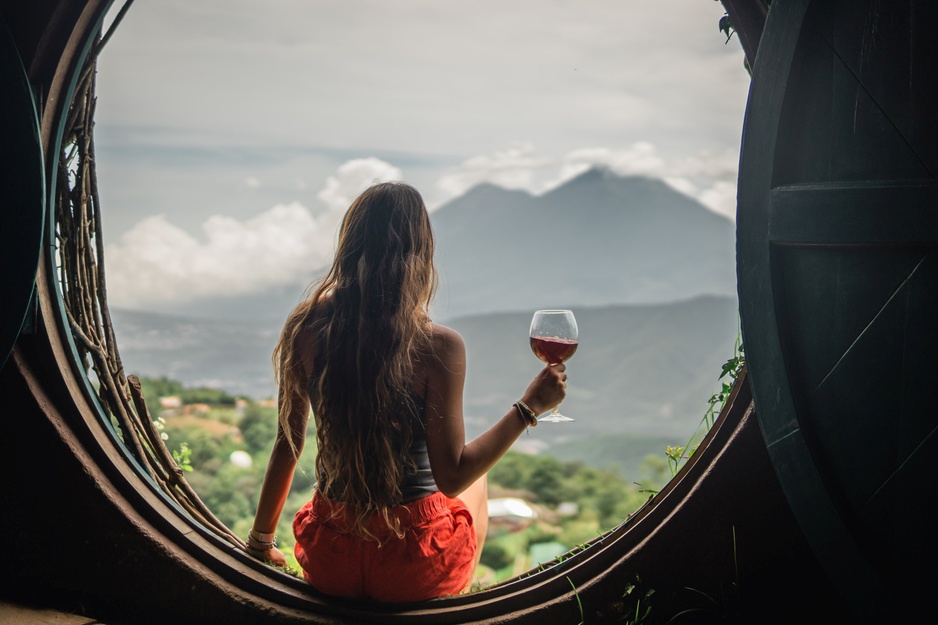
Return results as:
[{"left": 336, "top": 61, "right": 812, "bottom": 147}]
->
[
  {"left": 422, "top": 324, "right": 467, "bottom": 395},
  {"left": 428, "top": 322, "right": 466, "bottom": 354}
]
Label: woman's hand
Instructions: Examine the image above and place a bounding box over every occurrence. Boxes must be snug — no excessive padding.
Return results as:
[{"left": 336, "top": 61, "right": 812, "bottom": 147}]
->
[
  {"left": 247, "top": 544, "right": 287, "bottom": 567},
  {"left": 521, "top": 363, "right": 567, "bottom": 416}
]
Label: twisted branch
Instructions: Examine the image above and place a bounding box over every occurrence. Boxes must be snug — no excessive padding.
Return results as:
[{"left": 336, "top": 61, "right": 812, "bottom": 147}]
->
[{"left": 55, "top": 42, "right": 246, "bottom": 552}]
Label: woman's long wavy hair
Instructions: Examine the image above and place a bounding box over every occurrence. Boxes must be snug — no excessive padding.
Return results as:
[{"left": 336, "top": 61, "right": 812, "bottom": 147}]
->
[{"left": 273, "top": 181, "right": 437, "bottom": 540}]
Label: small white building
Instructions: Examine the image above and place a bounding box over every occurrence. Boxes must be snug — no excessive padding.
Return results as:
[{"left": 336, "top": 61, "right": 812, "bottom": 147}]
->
[
  {"left": 159, "top": 395, "right": 182, "bottom": 409},
  {"left": 229, "top": 450, "right": 253, "bottom": 468},
  {"left": 488, "top": 497, "right": 536, "bottom": 520},
  {"left": 556, "top": 502, "right": 579, "bottom": 516}
]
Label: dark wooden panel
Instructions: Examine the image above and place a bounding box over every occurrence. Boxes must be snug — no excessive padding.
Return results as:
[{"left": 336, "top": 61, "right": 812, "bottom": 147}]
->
[
  {"left": 768, "top": 184, "right": 938, "bottom": 244},
  {"left": 772, "top": 0, "right": 934, "bottom": 187},
  {"left": 0, "top": 16, "right": 44, "bottom": 370},
  {"left": 739, "top": 0, "right": 938, "bottom": 620},
  {"left": 772, "top": 247, "right": 938, "bottom": 556}
]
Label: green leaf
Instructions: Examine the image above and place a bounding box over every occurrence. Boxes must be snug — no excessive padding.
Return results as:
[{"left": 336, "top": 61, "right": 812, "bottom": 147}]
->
[{"left": 719, "top": 15, "right": 735, "bottom": 43}]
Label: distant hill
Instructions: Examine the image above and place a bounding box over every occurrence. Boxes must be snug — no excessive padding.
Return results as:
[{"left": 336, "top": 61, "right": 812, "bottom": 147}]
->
[
  {"left": 430, "top": 167, "right": 737, "bottom": 319},
  {"left": 445, "top": 295, "right": 740, "bottom": 445},
  {"left": 111, "top": 308, "right": 281, "bottom": 400},
  {"left": 112, "top": 294, "right": 740, "bottom": 447}
]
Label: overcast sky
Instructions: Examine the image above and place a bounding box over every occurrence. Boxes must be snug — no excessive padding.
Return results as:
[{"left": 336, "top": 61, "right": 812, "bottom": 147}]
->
[{"left": 93, "top": 0, "right": 751, "bottom": 313}]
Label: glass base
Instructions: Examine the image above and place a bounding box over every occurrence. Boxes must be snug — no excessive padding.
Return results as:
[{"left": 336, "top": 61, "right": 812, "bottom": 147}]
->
[{"left": 539, "top": 412, "right": 574, "bottom": 423}]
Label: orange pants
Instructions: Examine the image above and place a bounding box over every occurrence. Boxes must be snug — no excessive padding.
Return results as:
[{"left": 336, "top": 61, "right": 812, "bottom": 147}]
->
[{"left": 292, "top": 490, "right": 477, "bottom": 602}]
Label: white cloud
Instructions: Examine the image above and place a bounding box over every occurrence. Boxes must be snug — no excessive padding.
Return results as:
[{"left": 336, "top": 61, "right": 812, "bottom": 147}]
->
[
  {"left": 697, "top": 180, "right": 738, "bottom": 221},
  {"left": 106, "top": 202, "right": 329, "bottom": 308},
  {"left": 560, "top": 143, "right": 667, "bottom": 181},
  {"left": 669, "top": 150, "right": 740, "bottom": 179},
  {"left": 104, "top": 146, "right": 739, "bottom": 309},
  {"left": 316, "top": 157, "right": 403, "bottom": 213},
  {"left": 435, "top": 142, "right": 554, "bottom": 204},
  {"left": 661, "top": 176, "right": 698, "bottom": 197},
  {"left": 106, "top": 157, "right": 408, "bottom": 308},
  {"left": 555, "top": 143, "right": 739, "bottom": 187},
  {"left": 244, "top": 175, "right": 260, "bottom": 188}
]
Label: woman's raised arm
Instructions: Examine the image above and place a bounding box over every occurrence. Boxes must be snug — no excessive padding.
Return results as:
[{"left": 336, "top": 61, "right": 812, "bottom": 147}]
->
[{"left": 423, "top": 324, "right": 566, "bottom": 498}]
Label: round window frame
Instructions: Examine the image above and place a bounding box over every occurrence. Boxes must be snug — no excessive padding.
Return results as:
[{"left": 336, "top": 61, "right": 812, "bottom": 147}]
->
[{"left": 27, "top": 1, "right": 756, "bottom": 622}]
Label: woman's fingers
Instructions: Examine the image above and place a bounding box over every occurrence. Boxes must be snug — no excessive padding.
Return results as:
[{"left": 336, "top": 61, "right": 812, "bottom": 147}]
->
[
  {"left": 247, "top": 545, "right": 287, "bottom": 567},
  {"left": 544, "top": 364, "right": 567, "bottom": 403},
  {"left": 522, "top": 363, "right": 570, "bottom": 414}
]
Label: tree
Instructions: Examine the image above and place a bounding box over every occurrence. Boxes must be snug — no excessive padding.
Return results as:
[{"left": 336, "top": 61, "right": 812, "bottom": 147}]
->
[{"left": 239, "top": 402, "right": 277, "bottom": 455}]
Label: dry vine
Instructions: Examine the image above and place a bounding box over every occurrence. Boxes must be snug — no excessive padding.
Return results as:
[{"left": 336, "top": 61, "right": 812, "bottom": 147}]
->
[{"left": 54, "top": 24, "right": 246, "bottom": 552}]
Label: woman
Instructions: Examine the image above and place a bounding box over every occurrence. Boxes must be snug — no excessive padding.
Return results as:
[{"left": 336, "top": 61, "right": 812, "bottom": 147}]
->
[{"left": 247, "top": 181, "right": 567, "bottom": 602}]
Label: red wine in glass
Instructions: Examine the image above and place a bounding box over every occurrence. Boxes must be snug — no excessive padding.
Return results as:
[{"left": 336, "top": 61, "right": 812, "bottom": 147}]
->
[
  {"left": 530, "top": 336, "right": 578, "bottom": 365},
  {"left": 529, "top": 309, "right": 578, "bottom": 423}
]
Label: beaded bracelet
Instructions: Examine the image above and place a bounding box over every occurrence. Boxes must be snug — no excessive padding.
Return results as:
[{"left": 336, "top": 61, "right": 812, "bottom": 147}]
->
[
  {"left": 514, "top": 400, "right": 538, "bottom": 428},
  {"left": 248, "top": 528, "right": 277, "bottom": 549},
  {"left": 246, "top": 542, "right": 273, "bottom": 556}
]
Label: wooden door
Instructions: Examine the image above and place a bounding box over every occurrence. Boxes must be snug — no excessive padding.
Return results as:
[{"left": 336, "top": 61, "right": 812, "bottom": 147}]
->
[{"left": 737, "top": 0, "right": 938, "bottom": 619}]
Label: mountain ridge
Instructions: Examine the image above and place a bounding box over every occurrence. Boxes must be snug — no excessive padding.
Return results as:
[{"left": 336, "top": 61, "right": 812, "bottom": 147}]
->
[
  {"left": 137, "top": 168, "right": 737, "bottom": 322},
  {"left": 429, "top": 167, "right": 737, "bottom": 319}
]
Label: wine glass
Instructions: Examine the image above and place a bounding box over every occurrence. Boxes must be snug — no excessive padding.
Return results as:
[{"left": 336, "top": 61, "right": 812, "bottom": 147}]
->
[{"left": 529, "top": 309, "right": 578, "bottom": 423}]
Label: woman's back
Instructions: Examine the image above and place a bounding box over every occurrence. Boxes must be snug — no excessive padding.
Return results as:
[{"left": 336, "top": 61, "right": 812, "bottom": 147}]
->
[
  {"left": 310, "top": 386, "right": 438, "bottom": 505},
  {"left": 248, "top": 182, "right": 567, "bottom": 602}
]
